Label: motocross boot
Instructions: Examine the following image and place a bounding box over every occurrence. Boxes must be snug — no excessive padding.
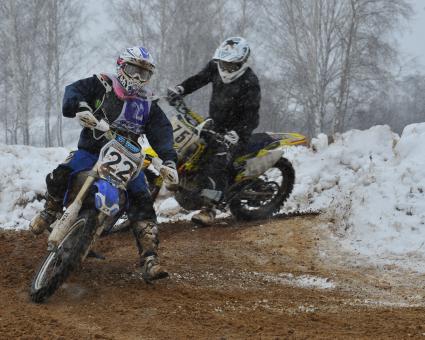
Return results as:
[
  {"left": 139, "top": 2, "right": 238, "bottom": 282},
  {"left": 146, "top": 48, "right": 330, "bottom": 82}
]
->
[
  {"left": 131, "top": 220, "right": 168, "bottom": 282},
  {"left": 140, "top": 254, "right": 169, "bottom": 282},
  {"left": 191, "top": 206, "right": 216, "bottom": 226},
  {"left": 29, "top": 194, "right": 63, "bottom": 235}
]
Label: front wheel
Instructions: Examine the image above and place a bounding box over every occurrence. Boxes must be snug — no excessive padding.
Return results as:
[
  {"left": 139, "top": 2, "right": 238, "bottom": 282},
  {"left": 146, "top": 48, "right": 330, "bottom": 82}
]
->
[
  {"left": 30, "top": 210, "right": 97, "bottom": 303},
  {"left": 229, "top": 157, "right": 295, "bottom": 221}
]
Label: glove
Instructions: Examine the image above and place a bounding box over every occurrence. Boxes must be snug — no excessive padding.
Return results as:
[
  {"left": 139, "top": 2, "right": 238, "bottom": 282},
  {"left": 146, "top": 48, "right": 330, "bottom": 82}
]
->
[
  {"left": 159, "top": 160, "right": 179, "bottom": 185},
  {"left": 223, "top": 130, "right": 239, "bottom": 146},
  {"left": 76, "top": 102, "right": 97, "bottom": 129},
  {"left": 167, "top": 85, "right": 184, "bottom": 105},
  {"left": 78, "top": 101, "right": 92, "bottom": 112}
]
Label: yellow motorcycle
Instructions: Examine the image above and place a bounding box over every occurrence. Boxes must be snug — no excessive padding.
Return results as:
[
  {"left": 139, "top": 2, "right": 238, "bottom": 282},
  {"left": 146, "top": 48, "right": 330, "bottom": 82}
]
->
[{"left": 145, "top": 98, "right": 307, "bottom": 221}]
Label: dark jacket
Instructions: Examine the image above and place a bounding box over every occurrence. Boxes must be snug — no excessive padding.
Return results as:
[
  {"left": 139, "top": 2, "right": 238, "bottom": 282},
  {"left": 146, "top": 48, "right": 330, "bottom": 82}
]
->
[
  {"left": 62, "top": 75, "right": 177, "bottom": 164},
  {"left": 179, "top": 60, "right": 261, "bottom": 143}
]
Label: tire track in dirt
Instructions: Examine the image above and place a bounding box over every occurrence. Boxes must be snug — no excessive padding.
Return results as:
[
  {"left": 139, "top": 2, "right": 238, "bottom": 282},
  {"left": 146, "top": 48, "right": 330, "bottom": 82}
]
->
[{"left": 1, "top": 216, "right": 425, "bottom": 339}]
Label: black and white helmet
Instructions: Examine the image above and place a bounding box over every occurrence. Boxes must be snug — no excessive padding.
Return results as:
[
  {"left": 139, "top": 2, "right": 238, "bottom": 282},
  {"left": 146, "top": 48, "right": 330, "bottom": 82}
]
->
[{"left": 213, "top": 37, "right": 250, "bottom": 83}]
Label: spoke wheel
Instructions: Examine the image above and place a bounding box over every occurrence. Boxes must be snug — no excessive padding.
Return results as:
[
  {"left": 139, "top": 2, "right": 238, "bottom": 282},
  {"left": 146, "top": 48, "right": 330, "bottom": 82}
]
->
[
  {"left": 229, "top": 158, "right": 295, "bottom": 221},
  {"left": 30, "top": 210, "right": 97, "bottom": 303}
]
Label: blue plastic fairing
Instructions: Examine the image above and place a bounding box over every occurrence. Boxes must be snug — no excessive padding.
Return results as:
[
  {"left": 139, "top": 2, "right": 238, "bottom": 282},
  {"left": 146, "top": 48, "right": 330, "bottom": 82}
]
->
[{"left": 94, "top": 179, "right": 121, "bottom": 216}]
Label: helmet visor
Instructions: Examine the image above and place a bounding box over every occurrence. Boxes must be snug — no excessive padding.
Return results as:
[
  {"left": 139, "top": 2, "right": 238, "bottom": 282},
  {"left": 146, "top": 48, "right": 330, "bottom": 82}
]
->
[
  {"left": 218, "top": 60, "right": 243, "bottom": 73},
  {"left": 123, "top": 63, "right": 153, "bottom": 82}
]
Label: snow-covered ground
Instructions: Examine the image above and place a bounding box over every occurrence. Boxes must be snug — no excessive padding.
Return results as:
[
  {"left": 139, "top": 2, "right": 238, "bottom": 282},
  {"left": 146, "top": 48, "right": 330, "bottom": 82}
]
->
[
  {"left": 0, "top": 145, "right": 69, "bottom": 229},
  {"left": 283, "top": 123, "right": 425, "bottom": 271},
  {"left": 0, "top": 123, "right": 424, "bottom": 271}
]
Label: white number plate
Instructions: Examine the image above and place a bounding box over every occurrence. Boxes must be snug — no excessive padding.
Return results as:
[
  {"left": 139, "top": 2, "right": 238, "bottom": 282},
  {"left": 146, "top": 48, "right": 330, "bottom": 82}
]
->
[
  {"left": 99, "top": 145, "right": 139, "bottom": 185},
  {"left": 172, "top": 118, "right": 197, "bottom": 153}
]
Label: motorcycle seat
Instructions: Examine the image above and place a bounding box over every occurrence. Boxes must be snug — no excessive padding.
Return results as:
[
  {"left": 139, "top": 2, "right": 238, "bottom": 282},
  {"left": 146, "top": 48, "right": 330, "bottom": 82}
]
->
[{"left": 243, "top": 133, "right": 277, "bottom": 154}]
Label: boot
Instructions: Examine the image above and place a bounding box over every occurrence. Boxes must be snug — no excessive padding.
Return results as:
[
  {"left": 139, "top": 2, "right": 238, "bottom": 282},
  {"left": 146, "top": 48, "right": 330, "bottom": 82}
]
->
[
  {"left": 131, "top": 220, "right": 168, "bottom": 282},
  {"left": 29, "top": 194, "right": 62, "bottom": 235},
  {"left": 140, "top": 254, "right": 169, "bottom": 283},
  {"left": 191, "top": 206, "right": 216, "bottom": 226}
]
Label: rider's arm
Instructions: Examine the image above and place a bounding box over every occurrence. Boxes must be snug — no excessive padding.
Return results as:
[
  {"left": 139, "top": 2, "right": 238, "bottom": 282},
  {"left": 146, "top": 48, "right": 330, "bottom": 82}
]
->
[
  {"left": 178, "top": 60, "right": 216, "bottom": 95},
  {"left": 233, "top": 73, "right": 261, "bottom": 143},
  {"left": 62, "top": 76, "right": 105, "bottom": 118},
  {"left": 145, "top": 102, "right": 178, "bottom": 164}
]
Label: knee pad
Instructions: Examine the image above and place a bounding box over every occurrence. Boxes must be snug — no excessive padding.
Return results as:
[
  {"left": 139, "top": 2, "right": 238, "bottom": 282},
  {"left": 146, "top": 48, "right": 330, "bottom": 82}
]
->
[
  {"left": 46, "top": 165, "right": 73, "bottom": 200},
  {"left": 127, "top": 192, "right": 157, "bottom": 222},
  {"left": 132, "top": 220, "right": 159, "bottom": 249}
]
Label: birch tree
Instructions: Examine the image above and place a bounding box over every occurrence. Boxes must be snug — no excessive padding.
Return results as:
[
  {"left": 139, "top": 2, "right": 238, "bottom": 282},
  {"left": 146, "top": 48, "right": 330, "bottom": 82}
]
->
[
  {"left": 109, "top": 0, "right": 225, "bottom": 114},
  {"left": 0, "top": 0, "right": 84, "bottom": 146},
  {"left": 0, "top": 0, "right": 46, "bottom": 145},
  {"left": 331, "top": 0, "right": 411, "bottom": 135},
  {"left": 41, "top": 0, "right": 85, "bottom": 146},
  {"left": 264, "top": 0, "right": 411, "bottom": 137}
]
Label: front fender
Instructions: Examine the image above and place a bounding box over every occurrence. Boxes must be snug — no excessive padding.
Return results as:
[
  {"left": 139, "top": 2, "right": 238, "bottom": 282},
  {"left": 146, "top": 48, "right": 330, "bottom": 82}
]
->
[{"left": 94, "top": 179, "right": 121, "bottom": 216}]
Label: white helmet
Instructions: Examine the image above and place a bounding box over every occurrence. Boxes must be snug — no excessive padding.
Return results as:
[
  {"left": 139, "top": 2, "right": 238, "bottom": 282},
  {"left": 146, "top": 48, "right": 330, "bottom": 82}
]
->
[
  {"left": 213, "top": 37, "right": 250, "bottom": 84},
  {"left": 116, "top": 46, "right": 155, "bottom": 94}
]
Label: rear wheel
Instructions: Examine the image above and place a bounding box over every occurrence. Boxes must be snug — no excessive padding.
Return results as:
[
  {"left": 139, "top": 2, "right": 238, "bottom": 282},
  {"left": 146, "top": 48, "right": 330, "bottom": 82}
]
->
[
  {"left": 30, "top": 210, "right": 97, "bottom": 303},
  {"left": 229, "top": 157, "right": 295, "bottom": 221}
]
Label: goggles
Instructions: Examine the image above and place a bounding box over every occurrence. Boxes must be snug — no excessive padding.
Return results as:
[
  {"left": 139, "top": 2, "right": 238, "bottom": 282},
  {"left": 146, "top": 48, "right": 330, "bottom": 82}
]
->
[
  {"left": 218, "top": 60, "right": 243, "bottom": 73},
  {"left": 123, "top": 63, "right": 153, "bottom": 82}
]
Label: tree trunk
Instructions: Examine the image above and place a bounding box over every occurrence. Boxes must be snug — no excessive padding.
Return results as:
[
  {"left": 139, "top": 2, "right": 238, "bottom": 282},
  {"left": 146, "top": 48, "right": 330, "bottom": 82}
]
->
[
  {"left": 3, "top": 82, "right": 9, "bottom": 144},
  {"left": 44, "top": 0, "right": 55, "bottom": 147},
  {"left": 332, "top": 0, "right": 357, "bottom": 136},
  {"left": 52, "top": 0, "right": 63, "bottom": 146}
]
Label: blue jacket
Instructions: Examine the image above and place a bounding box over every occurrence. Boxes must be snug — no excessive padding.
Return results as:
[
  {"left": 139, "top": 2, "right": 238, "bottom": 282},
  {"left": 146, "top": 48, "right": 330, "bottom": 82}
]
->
[{"left": 62, "top": 74, "right": 177, "bottom": 164}]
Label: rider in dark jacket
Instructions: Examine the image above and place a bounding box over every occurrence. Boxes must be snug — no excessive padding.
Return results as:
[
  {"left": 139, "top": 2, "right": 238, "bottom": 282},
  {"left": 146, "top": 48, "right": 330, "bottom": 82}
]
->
[
  {"left": 179, "top": 59, "right": 260, "bottom": 145},
  {"left": 168, "top": 37, "right": 261, "bottom": 225},
  {"left": 30, "top": 46, "right": 178, "bottom": 282}
]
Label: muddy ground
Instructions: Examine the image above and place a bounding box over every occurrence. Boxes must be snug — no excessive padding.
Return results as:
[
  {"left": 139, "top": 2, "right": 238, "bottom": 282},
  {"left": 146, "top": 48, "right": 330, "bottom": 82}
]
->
[{"left": 1, "top": 215, "right": 425, "bottom": 339}]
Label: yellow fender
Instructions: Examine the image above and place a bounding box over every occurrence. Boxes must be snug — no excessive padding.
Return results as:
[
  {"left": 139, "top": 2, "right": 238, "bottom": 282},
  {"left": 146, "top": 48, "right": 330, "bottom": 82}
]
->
[{"left": 142, "top": 146, "right": 158, "bottom": 167}]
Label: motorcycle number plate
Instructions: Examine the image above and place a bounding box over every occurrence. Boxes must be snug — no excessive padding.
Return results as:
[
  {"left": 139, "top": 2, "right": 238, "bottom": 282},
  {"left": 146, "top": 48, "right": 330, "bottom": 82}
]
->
[
  {"left": 172, "top": 118, "right": 196, "bottom": 152},
  {"left": 99, "top": 145, "right": 139, "bottom": 185}
]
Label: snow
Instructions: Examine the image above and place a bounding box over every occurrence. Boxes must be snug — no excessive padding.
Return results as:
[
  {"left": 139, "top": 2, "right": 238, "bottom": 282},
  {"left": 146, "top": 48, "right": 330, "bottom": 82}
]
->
[
  {"left": 0, "top": 145, "right": 69, "bottom": 229},
  {"left": 282, "top": 123, "right": 425, "bottom": 270},
  {"left": 1, "top": 122, "right": 425, "bottom": 271},
  {"left": 251, "top": 272, "right": 336, "bottom": 290}
]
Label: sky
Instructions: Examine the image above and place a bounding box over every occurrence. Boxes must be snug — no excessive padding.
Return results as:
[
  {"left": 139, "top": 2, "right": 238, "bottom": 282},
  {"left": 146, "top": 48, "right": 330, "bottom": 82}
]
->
[{"left": 399, "top": 0, "right": 425, "bottom": 68}]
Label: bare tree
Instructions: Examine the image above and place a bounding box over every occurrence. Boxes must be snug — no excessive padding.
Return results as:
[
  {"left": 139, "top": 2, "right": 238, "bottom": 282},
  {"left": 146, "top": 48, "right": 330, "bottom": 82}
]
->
[
  {"left": 43, "top": 0, "right": 56, "bottom": 147},
  {"left": 331, "top": 0, "right": 411, "bottom": 135},
  {"left": 0, "top": 2, "right": 12, "bottom": 144},
  {"left": 360, "top": 73, "right": 425, "bottom": 133},
  {"left": 0, "top": 0, "right": 84, "bottom": 146},
  {"left": 0, "top": 0, "right": 46, "bottom": 145},
  {"left": 108, "top": 0, "right": 225, "bottom": 114},
  {"left": 40, "top": 0, "right": 85, "bottom": 146},
  {"left": 263, "top": 0, "right": 411, "bottom": 137}
]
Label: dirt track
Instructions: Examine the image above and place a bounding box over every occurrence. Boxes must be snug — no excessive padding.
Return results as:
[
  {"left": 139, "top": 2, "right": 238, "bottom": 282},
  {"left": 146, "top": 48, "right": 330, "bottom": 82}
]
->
[{"left": 1, "top": 215, "right": 425, "bottom": 339}]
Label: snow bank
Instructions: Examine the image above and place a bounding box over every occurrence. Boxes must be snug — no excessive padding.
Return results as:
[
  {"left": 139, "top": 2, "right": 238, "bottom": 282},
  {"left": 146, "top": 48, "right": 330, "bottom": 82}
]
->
[
  {"left": 0, "top": 145, "right": 69, "bottom": 229},
  {"left": 283, "top": 123, "right": 425, "bottom": 270},
  {"left": 1, "top": 123, "right": 425, "bottom": 270}
]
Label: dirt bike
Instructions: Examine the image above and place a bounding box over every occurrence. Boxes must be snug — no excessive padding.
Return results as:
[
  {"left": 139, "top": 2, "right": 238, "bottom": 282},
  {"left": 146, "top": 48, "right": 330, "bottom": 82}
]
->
[
  {"left": 146, "top": 97, "right": 307, "bottom": 221},
  {"left": 30, "top": 117, "right": 166, "bottom": 303}
]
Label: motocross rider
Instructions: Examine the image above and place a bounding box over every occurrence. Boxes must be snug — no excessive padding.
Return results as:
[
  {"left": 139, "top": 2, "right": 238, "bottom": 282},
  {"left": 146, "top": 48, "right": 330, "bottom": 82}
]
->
[
  {"left": 30, "top": 46, "right": 178, "bottom": 282},
  {"left": 168, "top": 37, "right": 261, "bottom": 225}
]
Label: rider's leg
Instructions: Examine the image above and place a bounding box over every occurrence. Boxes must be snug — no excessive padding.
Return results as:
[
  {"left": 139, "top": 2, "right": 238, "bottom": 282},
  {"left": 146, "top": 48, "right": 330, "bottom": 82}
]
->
[
  {"left": 191, "top": 142, "right": 231, "bottom": 226},
  {"left": 127, "top": 173, "right": 168, "bottom": 282},
  {"left": 29, "top": 165, "right": 72, "bottom": 234},
  {"left": 29, "top": 150, "right": 98, "bottom": 235}
]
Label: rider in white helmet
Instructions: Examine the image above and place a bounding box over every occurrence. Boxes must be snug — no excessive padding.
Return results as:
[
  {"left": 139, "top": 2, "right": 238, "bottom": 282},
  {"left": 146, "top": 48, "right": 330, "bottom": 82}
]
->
[
  {"left": 168, "top": 37, "right": 261, "bottom": 226},
  {"left": 30, "top": 46, "right": 178, "bottom": 282}
]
